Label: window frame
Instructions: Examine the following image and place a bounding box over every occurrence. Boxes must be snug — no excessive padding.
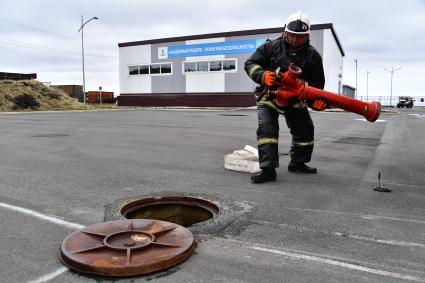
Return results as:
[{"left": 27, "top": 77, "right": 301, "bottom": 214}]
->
[
  {"left": 222, "top": 58, "right": 237, "bottom": 72},
  {"left": 182, "top": 58, "right": 238, "bottom": 74},
  {"left": 127, "top": 62, "right": 173, "bottom": 77},
  {"left": 128, "top": 65, "right": 139, "bottom": 76},
  {"left": 160, "top": 63, "right": 172, "bottom": 74},
  {"left": 139, "top": 65, "right": 150, "bottom": 75}
]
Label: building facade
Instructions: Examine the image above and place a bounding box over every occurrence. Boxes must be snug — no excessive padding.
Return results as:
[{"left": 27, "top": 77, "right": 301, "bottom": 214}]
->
[
  {"left": 118, "top": 24, "right": 344, "bottom": 107},
  {"left": 342, "top": 84, "right": 356, "bottom": 98}
]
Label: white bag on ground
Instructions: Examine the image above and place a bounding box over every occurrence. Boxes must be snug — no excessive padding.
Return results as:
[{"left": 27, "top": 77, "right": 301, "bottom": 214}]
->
[{"left": 224, "top": 145, "right": 260, "bottom": 173}]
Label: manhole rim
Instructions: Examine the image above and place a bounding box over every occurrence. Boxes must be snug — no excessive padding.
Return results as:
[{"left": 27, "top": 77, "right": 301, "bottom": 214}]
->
[
  {"left": 119, "top": 195, "right": 220, "bottom": 221},
  {"left": 104, "top": 192, "right": 255, "bottom": 237}
]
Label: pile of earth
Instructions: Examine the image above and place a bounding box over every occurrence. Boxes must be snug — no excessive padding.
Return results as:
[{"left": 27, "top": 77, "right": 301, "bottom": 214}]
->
[{"left": 0, "top": 80, "right": 82, "bottom": 112}]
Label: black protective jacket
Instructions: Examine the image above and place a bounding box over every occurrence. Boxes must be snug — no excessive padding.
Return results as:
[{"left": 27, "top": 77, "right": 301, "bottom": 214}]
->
[{"left": 244, "top": 37, "right": 325, "bottom": 93}]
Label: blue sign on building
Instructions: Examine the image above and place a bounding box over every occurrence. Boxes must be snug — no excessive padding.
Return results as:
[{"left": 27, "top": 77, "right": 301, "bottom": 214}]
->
[{"left": 165, "top": 39, "right": 266, "bottom": 58}]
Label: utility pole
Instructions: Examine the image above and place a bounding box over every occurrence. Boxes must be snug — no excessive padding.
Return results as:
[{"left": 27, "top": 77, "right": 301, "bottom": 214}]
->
[
  {"left": 99, "top": 86, "right": 103, "bottom": 107},
  {"left": 354, "top": 59, "right": 358, "bottom": 99},
  {"left": 78, "top": 15, "right": 98, "bottom": 106},
  {"left": 384, "top": 67, "right": 401, "bottom": 107},
  {"left": 366, "top": 70, "right": 369, "bottom": 102}
]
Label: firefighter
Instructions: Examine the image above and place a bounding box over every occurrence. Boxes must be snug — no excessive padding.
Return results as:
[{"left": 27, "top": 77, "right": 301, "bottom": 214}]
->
[{"left": 244, "top": 11, "right": 326, "bottom": 183}]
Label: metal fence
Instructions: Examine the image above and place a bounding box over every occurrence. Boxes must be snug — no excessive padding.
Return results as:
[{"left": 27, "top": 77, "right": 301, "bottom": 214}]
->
[{"left": 356, "top": 96, "right": 425, "bottom": 107}]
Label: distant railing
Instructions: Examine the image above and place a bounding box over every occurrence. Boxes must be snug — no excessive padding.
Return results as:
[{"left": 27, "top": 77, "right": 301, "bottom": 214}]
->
[{"left": 357, "top": 96, "right": 425, "bottom": 107}]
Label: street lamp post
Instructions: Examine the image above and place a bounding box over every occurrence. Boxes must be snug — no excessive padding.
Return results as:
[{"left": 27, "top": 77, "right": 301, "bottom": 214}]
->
[
  {"left": 354, "top": 59, "right": 358, "bottom": 99},
  {"left": 78, "top": 15, "right": 98, "bottom": 106},
  {"left": 366, "top": 70, "right": 369, "bottom": 102},
  {"left": 384, "top": 67, "right": 401, "bottom": 107}
]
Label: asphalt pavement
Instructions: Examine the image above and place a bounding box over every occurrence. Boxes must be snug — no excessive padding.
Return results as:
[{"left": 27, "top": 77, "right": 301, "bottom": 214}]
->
[{"left": 0, "top": 107, "right": 424, "bottom": 282}]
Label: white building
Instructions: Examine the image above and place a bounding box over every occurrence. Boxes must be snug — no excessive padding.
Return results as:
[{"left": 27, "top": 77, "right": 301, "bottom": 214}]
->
[{"left": 118, "top": 24, "right": 344, "bottom": 107}]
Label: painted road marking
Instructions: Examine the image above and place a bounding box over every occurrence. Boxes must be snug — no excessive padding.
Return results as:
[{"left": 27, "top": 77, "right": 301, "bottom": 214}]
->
[
  {"left": 408, "top": 114, "right": 425, "bottom": 119},
  {"left": 251, "top": 245, "right": 424, "bottom": 282},
  {"left": 355, "top": 118, "right": 386, "bottom": 122},
  {"left": 360, "top": 214, "right": 425, "bottom": 224},
  {"left": 332, "top": 232, "right": 425, "bottom": 249},
  {"left": 0, "top": 202, "right": 86, "bottom": 283},
  {"left": 27, "top": 267, "right": 68, "bottom": 283},
  {"left": 223, "top": 238, "right": 424, "bottom": 282},
  {"left": 0, "top": 202, "right": 85, "bottom": 230},
  {"left": 253, "top": 219, "right": 425, "bottom": 249},
  {"left": 283, "top": 206, "right": 425, "bottom": 224}
]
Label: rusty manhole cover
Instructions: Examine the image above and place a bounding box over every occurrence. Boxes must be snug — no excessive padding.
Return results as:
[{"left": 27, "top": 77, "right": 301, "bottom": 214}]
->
[{"left": 60, "top": 219, "right": 196, "bottom": 277}]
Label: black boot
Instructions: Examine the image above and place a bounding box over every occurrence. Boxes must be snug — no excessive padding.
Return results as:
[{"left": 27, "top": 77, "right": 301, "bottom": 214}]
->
[
  {"left": 288, "top": 162, "right": 317, "bottom": 174},
  {"left": 251, "top": 168, "right": 276, "bottom": 183}
]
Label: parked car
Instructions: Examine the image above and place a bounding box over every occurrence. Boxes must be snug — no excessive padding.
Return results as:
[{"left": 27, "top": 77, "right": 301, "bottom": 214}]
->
[{"left": 397, "top": 96, "right": 414, "bottom": 108}]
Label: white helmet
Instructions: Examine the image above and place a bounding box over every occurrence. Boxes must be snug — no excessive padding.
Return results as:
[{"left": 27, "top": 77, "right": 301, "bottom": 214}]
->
[{"left": 285, "top": 11, "right": 310, "bottom": 35}]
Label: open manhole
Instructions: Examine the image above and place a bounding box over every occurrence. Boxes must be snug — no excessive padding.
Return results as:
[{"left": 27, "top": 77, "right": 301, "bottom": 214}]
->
[
  {"left": 105, "top": 193, "right": 255, "bottom": 237},
  {"left": 120, "top": 196, "right": 219, "bottom": 228},
  {"left": 60, "top": 219, "right": 196, "bottom": 277}
]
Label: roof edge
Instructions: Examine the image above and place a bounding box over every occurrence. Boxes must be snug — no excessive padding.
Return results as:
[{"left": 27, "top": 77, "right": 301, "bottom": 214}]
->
[
  {"left": 118, "top": 23, "right": 344, "bottom": 56},
  {"left": 320, "top": 23, "right": 345, "bottom": 56}
]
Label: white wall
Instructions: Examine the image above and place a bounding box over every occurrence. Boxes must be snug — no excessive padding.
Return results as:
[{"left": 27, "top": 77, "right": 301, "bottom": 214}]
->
[
  {"left": 414, "top": 97, "right": 425, "bottom": 106},
  {"left": 185, "top": 38, "right": 225, "bottom": 93},
  {"left": 119, "top": 45, "right": 152, "bottom": 94},
  {"left": 322, "top": 29, "right": 343, "bottom": 94}
]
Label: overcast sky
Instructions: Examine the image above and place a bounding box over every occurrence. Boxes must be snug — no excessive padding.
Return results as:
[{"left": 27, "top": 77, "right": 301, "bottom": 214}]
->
[{"left": 1, "top": 0, "right": 424, "bottom": 99}]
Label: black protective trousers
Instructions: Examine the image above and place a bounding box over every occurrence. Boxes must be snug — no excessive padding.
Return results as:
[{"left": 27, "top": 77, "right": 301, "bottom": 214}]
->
[{"left": 256, "top": 103, "right": 314, "bottom": 168}]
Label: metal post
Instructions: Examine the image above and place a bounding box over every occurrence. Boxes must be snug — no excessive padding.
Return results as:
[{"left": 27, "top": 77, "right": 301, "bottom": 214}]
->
[
  {"left": 81, "top": 15, "right": 86, "bottom": 106},
  {"left": 98, "top": 86, "right": 102, "bottom": 107},
  {"left": 354, "top": 59, "right": 358, "bottom": 99},
  {"left": 366, "top": 70, "right": 369, "bottom": 102},
  {"left": 78, "top": 15, "right": 98, "bottom": 107},
  {"left": 390, "top": 72, "right": 393, "bottom": 106},
  {"left": 384, "top": 67, "right": 401, "bottom": 107}
]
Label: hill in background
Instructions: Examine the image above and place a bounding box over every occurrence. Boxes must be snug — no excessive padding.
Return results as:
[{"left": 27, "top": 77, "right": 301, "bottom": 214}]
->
[{"left": 0, "top": 80, "right": 83, "bottom": 112}]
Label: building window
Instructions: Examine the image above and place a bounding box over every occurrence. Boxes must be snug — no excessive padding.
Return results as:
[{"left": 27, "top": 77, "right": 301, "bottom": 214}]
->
[
  {"left": 150, "top": 65, "right": 160, "bottom": 74},
  {"left": 223, "top": 59, "right": 236, "bottom": 71},
  {"left": 182, "top": 58, "right": 237, "bottom": 74},
  {"left": 197, "top": 61, "right": 209, "bottom": 72},
  {"left": 210, "top": 61, "right": 222, "bottom": 72},
  {"left": 139, "top": 65, "right": 149, "bottom": 75},
  {"left": 128, "top": 62, "right": 173, "bottom": 76},
  {"left": 184, "top": 62, "right": 196, "bottom": 73},
  {"left": 161, "top": 63, "right": 172, "bottom": 74},
  {"left": 129, "top": 66, "right": 139, "bottom": 75}
]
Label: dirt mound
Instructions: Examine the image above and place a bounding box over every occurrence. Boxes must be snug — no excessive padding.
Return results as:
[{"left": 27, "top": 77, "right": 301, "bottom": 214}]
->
[{"left": 0, "top": 80, "right": 83, "bottom": 112}]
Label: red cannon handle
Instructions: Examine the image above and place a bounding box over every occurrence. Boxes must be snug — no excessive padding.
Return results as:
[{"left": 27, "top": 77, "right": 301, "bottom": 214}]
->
[{"left": 273, "top": 64, "right": 381, "bottom": 122}]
